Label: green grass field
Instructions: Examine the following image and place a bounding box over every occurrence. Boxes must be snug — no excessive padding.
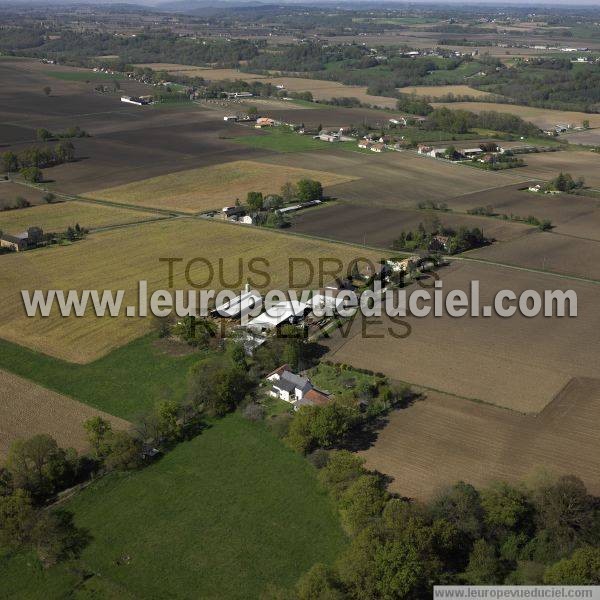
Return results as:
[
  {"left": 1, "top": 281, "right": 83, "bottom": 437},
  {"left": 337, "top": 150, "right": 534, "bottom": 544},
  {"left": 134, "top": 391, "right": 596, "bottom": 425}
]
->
[
  {"left": 0, "top": 415, "right": 347, "bottom": 600},
  {"left": 0, "top": 335, "right": 200, "bottom": 420},
  {"left": 233, "top": 128, "right": 328, "bottom": 153}
]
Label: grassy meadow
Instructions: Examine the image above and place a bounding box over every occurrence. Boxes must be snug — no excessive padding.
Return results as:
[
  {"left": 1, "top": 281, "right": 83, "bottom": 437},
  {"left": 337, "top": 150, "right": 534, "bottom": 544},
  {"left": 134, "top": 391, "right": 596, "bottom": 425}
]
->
[
  {"left": 0, "top": 415, "right": 347, "bottom": 599},
  {"left": 0, "top": 334, "right": 200, "bottom": 420},
  {"left": 233, "top": 128, "right": 331, "bottom": 153}
]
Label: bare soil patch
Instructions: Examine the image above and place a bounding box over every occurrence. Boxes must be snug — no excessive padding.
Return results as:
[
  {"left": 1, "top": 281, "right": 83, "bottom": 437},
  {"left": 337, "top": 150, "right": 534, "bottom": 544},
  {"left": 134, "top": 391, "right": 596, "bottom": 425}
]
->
[
  {"left": 518, "top": 151, "right": 600, "bottom": 190},
  {"left": 361, "top": 378, "right": 600, "bottom": 500},
  {"left": 261, "top": 150, "right": 528, "bottom": 208},
  {"left": 292, "top": 202, "right": 534, "bottom": 248},
  {"left": 467, "top": 230, "right": 600, "bottom": 280},
  {"left": 323, "top": 261, "right": 599, "bottom": 412},
  {"left": 0, "top": 369, "right": 129, "bottom": 460}
]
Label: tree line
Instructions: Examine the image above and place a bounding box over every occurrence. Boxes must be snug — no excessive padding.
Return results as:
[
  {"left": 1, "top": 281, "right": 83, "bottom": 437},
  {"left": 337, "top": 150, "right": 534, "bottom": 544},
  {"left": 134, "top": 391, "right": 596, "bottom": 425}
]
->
[
  {"left": 2, "top": 141, "right": 76, "bottom": 183},
  {"left": 392, "top": 220, "right": 488, "bottom": 254},
  {"left": 263, "top": 466, "right": 600, "bottom": 598}
]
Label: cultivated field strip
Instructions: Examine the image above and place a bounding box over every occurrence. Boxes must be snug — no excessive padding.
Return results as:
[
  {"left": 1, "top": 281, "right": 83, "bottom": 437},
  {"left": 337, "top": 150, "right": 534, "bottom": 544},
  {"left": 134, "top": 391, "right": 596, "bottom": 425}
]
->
[
  {"left": 361, "top": 377, "right": 600, "bottom": 500},
  {"left": 0, "top": 369, "right": 130, "bottom": 459},
  {"left": 83, "top": 160, "right": 358, "bottom": 213},
  {"left": 324, "top": 261, "right": 600, "bottom": 412}
]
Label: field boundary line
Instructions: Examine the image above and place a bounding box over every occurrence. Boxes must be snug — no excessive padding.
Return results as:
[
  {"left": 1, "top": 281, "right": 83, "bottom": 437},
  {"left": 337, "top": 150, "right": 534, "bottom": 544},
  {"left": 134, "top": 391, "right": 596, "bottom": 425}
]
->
[
  {"left": 196, "top": 213, "right": 405, "bottom": 256},
  {"left": 10, "top": 179, "right": 188, "bottom": 216},
  {"left": 452, "top": 255, "right": 600, "bottom": 285}
]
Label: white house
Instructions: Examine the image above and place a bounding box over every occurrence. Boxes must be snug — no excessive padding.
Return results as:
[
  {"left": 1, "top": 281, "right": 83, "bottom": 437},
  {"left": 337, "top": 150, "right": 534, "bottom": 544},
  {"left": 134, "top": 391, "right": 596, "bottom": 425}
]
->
[{"left": 266, "top": 365, "right": 331, "bottom": 409}]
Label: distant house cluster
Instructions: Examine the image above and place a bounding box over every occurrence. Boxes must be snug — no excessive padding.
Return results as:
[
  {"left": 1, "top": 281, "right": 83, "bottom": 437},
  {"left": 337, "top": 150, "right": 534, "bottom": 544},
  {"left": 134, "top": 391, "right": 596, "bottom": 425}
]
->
[
  {"left": 0, "top": 227, "right": 43, "bottom": 252},
  {"left": 358, "top": 138, "right": 386, "bottom": 152},
  {"left": 266, "top": 364, "right": 331, "bottom": 410}
]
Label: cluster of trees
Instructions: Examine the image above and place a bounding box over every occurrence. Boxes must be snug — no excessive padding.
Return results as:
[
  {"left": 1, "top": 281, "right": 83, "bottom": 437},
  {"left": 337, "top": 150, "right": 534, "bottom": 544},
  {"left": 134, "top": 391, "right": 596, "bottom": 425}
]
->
[
  {"left": 472, "top": 58, "right": 600, "bottom": 112},
  {"left": 467, "top": 206, "right": 552, "bottom": 231},
  {"left": 467, "top": 152, "right": 525, "bottom": 171},
  {"left": 0, "top": 195, "right": 31, "bottom": 212},
  {"left": 272, "top": 363, "right": 411, "bottom": 455},
  {"left": 424, "top": 107, "right": 540, "bottom": 137},
  {"left": 59, "top": 223, "right": 88, "bottom": 243},
  {"left": 16, "top": 30, "right": 262, "bottom": 68},
  {"left": 242, "top": 179, "right": 323, "bottom": 229},
  {"left": 396, "top": 94, "right": 434, "bottom": 116},
  {"left": 2, "top": 141, "right": 76, "bottom": 181},
  {"left": 246, "top": 42, "right": 487, "bottom": 95},
  {"left": 36, "top": 126, "right": 89, "bottom": 142},
  {"left": 545, "top": 172, "right": 585, "bottom": 193},
  {"left": 0, "top": 435, "right": 92, "bottom": 567},
  {"left": 392, "top": 220, "right": 487, "bottom": 254},
  {"left": 265, "top": 460, "right": 600, "bottom": 599}
]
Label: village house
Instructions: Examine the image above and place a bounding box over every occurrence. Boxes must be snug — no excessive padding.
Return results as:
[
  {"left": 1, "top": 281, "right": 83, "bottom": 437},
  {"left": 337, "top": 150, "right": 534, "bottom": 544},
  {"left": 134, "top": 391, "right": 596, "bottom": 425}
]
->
[
  {"left": 430, "top": 235, "right": 450, "bottom": 252},
  {"left": 370, "top": 142, "right": 385, "bottom": 153},
  {"left": 255, "top": 117, "right": 276, "bottom": 128},
  {"left": 266, "top": 364, "right": 331, "bottom": 409},
  {"left": 0, "top": 227, "right": 44, "bottom": 252},
  {"left": 358, "top": 138, "right": 372, "bottom": 149}
]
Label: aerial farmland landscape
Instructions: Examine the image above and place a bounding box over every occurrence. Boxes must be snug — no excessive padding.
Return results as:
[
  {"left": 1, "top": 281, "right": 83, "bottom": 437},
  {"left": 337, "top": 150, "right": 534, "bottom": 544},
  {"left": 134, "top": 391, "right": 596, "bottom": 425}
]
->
[{"left": 0, "top": 1, "right": 599, "bottom": 598}]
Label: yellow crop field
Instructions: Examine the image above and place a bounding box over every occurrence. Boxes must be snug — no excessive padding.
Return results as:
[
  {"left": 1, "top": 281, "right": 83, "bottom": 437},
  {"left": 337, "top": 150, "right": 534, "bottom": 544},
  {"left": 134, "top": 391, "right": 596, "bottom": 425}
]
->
[
  {"left": 0, "top": 201, "right": 160, "bottom": 234},
  {"left": 0, "top": 218, "right": 387, "bottom": 363},
  {"left": 431, "top": 101, "right": 600, "bottom": 129},
  {"left": 83, "top": 160, "right": 358, "bottom": 213},
  {"left": 397, "top": 85, "right": 494, "bottom": 99}
]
